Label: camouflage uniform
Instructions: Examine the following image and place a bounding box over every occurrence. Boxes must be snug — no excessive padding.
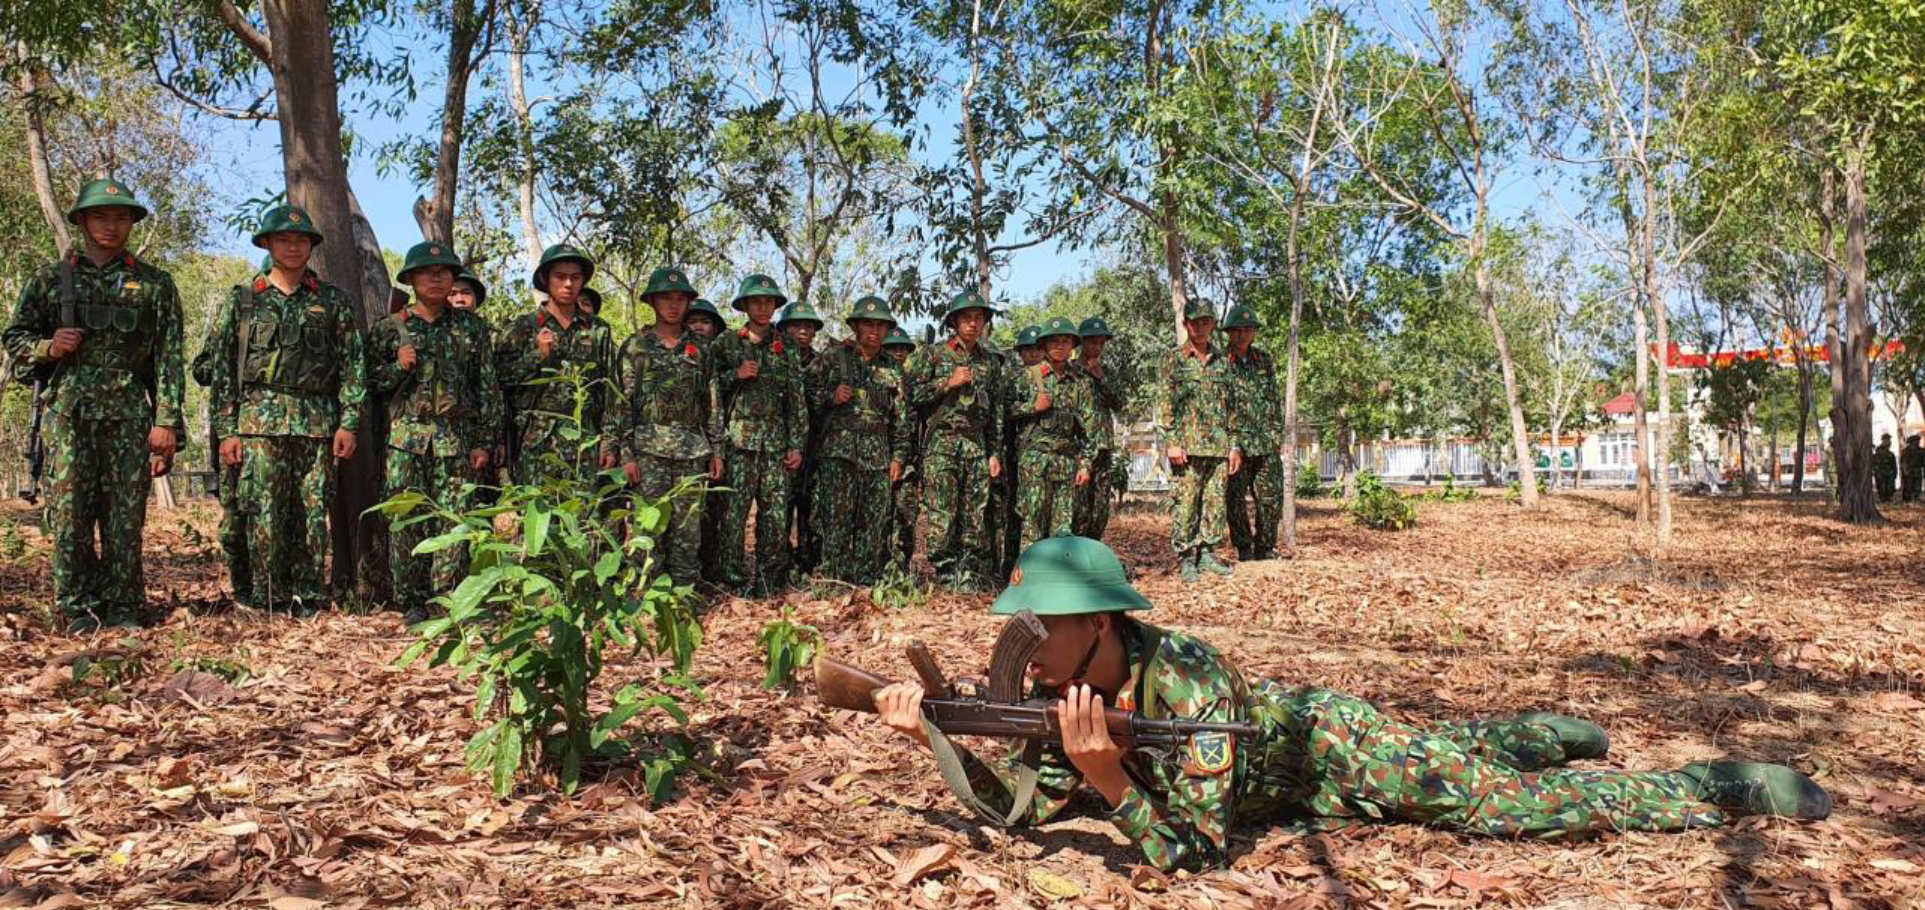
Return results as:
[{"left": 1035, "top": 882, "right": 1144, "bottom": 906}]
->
[
  {"left": 781, "top": 303, "right": 827, "bottom": 576},
  {"left": 810, "top": 332, "right": 909, "bottom": 585},
  {"left": 191, "top": 345, "right": 251, "bottom": 606},
  {"left": 368, "top": 257, "right": 502, "bottom": 615},
  {"left": 205, "top": 258, "right": 367, "bottom": 611},
  {"left": 1903, "top": 436, "right": 1924, "bottom": 503},
  {"left": 494, "top": 308, "right": 617, "bottom": 484},
  {"left": 713, "top": 322, "right": 808, "bottom": 594},
  {"left": 1154, "top": 329, "right": 1235, "bottom": 571},
  {"left": 953, "top": 618, "right": 1725, "bottom": 872},
  {"left": 884, "top": 331, "right": 922, "bottom": 572},
  {"left": 904, "top": 299, "right": 1005, "bottom": 587},
  {"left": 608, "top": 319, "right": 723, "bottom": 588},
  {"left": 1006, "top": 322, "right": 1099, "bottom": 552},
  {"left": 4, "top": 184, "right": 185, "bottom": 628},
  {"left": 1072, "top": 318, "right": 1125, "bottom": 541},
  {"left": 1874, "top": 439, "right": 1898, "bottom": 502},
  {"left": 1224, "top": 337, "right": 1284, "bottom": 559}
]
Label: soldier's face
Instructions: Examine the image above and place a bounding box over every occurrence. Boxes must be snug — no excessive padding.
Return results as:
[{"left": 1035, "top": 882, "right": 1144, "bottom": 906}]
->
[
  {"left": 1043, "top": 336, "right": 1075, "bottom": 364},
  {"left": 547, "top": 262, "right": 586, "bottom": 306},
  {"left": 742, "top": 296, "right": 779, "bottom": 326},
  {"left": 886, "top": 346, "right": 910, "bottom": 363},
  {"left": 1229, "top": 327, "right": 1256, "bottom": 353},
  {"left": 786, "top": 322, "right": 818, "bottom": 347},
  {"left": 1019, "top": 346, "right": 1043, "bottom": 366},
  {"left": 1186, "top": 317, "right": 1216, "bottom": 348},
  {"left": 449, "top": 281, "right": 479, "bottom": 310},
  {"left": 952, "top": 309, "right": 988, "bottom": 345},
  {"left": 1028, "top": 613, "right": 1111, "bottom": 690},
  {"left": 688, "top": 314, "right": 720, "bottom": 338},
  {"left": 651, "top": 291, "right": 692, "bottom": 327},
  {"left": 1080, "top": 336, "right": 1107, "bottom": 362},
  {"left": 852, "top": 319, "right": 888, "bottom": 352},
  {"left": 78, "top": 207, "right": 136, "bottom": 252},
  {"left": 265, "top": 232, "right": 314, "bottom": 272},
  {"left": 410, "top": 266, "right": 456, "bottom": 304}
]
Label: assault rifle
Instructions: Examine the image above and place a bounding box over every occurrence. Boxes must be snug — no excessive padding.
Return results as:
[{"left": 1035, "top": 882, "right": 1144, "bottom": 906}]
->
[
  {"left": 20, "top": 376, "right": 47, "bottom": 504},
  {"left": 813, "top": 610, "right": 1260, "bottom": 749}
]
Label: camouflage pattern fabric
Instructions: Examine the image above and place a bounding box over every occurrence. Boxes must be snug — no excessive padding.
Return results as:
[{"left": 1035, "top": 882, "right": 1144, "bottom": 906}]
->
[
  {"left": 4, "top": 252, "right": 186, "bottom": 626},
  {"left": 1155, "top": 343, "right": 1235, "bottom": 559},
  {"left": 385, "top": 448, "right": 476, "bottom": 613},
  {"left": 1227, "top": 454, "right": 1285, "bottom": 556},
  {"left": 790, "top": 346, "right": 824, "bottom": 574},
  {"left": 1225, "top": 344, "right": 1284, "bottom": 556},
  {"left": 494, "top": 307, "right": 617, "bottom": 483},
  {"left": 719, "top": 450, "right": 793, "bottom": 592},
  {"left": 712, "top": 328, "right": 807, "bottom": 592},
  {"left": 903, "top": 337, "right": 1006, "bottom": 586},
  {"left": 1170, "top": 456, "right": 1228, "bottom": 556},
  {"left": 607, "top": 329, "right": 722, "bottom": 588},
  {"left": 1007, "top": 361, "right": 1098, "bottom": 552},
  {"left": 891, "top": 471, "right": 921, "bottom": 573},
  {"left": 1903, "top": 441, "right": 1924, "bottom": 502},
  {"left": 947, "top": 620, "right": 1723, "bottom": 872},
  {"left": 234, "top": 436, "right": 333, "bottom": 611},
  {"left": 634, "top": 454, "right": 708, "bottom": 586},
  {"left": 700, "top": 483, "right": 729, "bottom": 584},
  {"left": 190, "top": 346, "right": 251, "bottom": 606},
  {"left": 366, "top": 307, "right": 501, "bottom": 458},
  {"left": 810, "top": 343, "right": 909, "bottom": 584},
  {"left": 988, "top": 346, "right": 1019, "bottom": 577},
  {"left": 1072, "top": 359, "right": 1125, "bottom": 540}
]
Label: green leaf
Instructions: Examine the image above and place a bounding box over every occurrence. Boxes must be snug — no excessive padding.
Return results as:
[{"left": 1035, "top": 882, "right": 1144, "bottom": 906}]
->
[
  {"left": 525, "top": 503, "right": 552, "bottom": 558},
  {"left": 493, "top": 724, "right": 523, "bottom": 797},
  {"left": 593, "top": 550, "right": 622, "bottom": 585},
  {"left": 413, "top": 527, "right": 474, "bottom": 555}
]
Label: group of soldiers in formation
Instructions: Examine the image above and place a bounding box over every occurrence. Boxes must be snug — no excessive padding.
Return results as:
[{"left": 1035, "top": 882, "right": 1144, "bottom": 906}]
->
[
  {"left": 8, "top": 180, "right": 1295, "bottom": 631},
  {"left": 1871, "top": 432, "right": 1925, "bottom": 503}
]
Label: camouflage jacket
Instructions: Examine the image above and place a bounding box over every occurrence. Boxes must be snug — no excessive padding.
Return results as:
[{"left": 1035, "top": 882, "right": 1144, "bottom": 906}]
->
[
  {"left": 205, "top": 270, "right": 367, "bottom": 440},
  {"left": 1071, "top": 359, "right": 1123, "bottom": 454},
  {"left": 494, "top": 307, "right": 617, "bottom": 447},
  {"left": 1153, "top": 342, "right": 1235, "bottom": 457},
  {"left": 810, "top": 341, "right": 909, "bottom": 470},
  {"left": 1006, "top": 360, "right": 1099, "bottom": 466},
  {"left": 608, "top": 328, "right": 722, "bottom": 462},
  {"left": 367, "top": 305, "right": 502, "bottom": 456},
  {"left": 1224, "top": 346, "right": 1284, "bottom": 454},
  {"left": 904, "top": 337, "right": 1005, "bottom": 456},
  {"left": 1874, "top": 447, "right": 1898, "bottom": 476},
  {"left": 3, "top": 251, "right": 185, "bottom": 431},
  {"left": 1903, "top": 444, "right": 1925, "bottom": 475},
  {"left": 712, "top": 327, "right": 807, "bottom": 454}
]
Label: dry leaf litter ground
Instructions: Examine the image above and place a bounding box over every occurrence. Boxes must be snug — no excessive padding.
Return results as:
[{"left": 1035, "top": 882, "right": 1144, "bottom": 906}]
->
[{"left": 1, "top": 492, "right": 1922, "bottom": 910}]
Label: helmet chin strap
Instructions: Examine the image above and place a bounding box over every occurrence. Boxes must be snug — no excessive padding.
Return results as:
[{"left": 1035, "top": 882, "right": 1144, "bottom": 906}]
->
[{"left": 1057, "top": 625, "right": 1104, "bottom": 696}]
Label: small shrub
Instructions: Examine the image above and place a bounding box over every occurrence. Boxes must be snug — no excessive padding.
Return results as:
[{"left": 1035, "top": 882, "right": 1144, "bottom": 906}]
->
[
  {"left": 1349, "top": 471, "right": 1416, "bottom": 530},
  {"left": 1425, "top": 475, "right": 1477, "bottom": 503},
  {"left": 869, "top": 565, "right": 930, "bottom": 611},
  {"left": 1505, "top": 475, "right": 1550, "bottom": 503},
  {"left": 1294, "top": 461, "right": 1326, "bottom": 499},
  {"left": 758, "top": 607, "right": 821, "bottom": 690}
]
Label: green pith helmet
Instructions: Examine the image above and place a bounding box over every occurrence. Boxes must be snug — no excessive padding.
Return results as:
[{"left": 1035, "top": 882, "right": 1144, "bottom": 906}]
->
[
  {"left": 454, "top": 268, "right": 488, "bottom": 305},
  {"left": 66, "top": 178, "right": 148, "bottom": 224},
  {"left": 1182, "top": 299, "right": 1218, "bottom": 322},
  {"left": 941, "top": 290, "right": 995, "bottom": 326},
  {"left": 688, "top": 298, "right": 722, "bottom": 322},
  {"left": 1037, "top": 316, "right": 1080, "bottom": 342},
  {"left": 532, "top": 243, "right": 595, "bottom": 292},
  {"left": 883, "top": 326, "right": 915, "bottom": 349},
  {"left": 776, "top": 301, "right": 825, "bottom": 328},
  {"left": 1078, "top": 316, "right": 1114, "bottom": 339},
  {"left": 1222, "top": 304, "right": 1259, "bottom": 330},
  {"left": 580, "top": 286, "right": 601, "bottom": 312},
  {"left": 845, "top": 295, "right": 898, "bottom": 328},
  {"left": 397, "top": 241, "right": 463, "bottom": 283},
  {"left": 643, "top": 266, "right": 697, "bottom": 299},
  {"left": 250, "top": 204, "right": 324, "bottom": 248},
  {"left": 1015, "top": 325, "right": 1041, "bottom": 349},
  {"left": 990, "top": 534, "right": 1150, "bottom": 616},
  {"left": 731, "top": 274, "right": 789, "bottom": 311}
]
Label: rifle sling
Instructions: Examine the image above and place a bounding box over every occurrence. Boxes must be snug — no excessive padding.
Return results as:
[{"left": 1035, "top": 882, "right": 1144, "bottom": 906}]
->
[{"left": 921, "top": 718, "right": 1041, "bottom": 829}]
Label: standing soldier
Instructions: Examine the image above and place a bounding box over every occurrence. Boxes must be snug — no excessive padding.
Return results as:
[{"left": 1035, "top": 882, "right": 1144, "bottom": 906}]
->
[
  {"left": 779, "top": 301, "right": 828, "bottom": 576},
  {"left": 993, "top": 326, "right": 1040, "bottom": 570},
  {"left": 712, "top": 275, "right": 807, "bottom": 595},
  {"left": 687, "top": 295, "right": 727, "bottom": 582},
  {"left": 1902, "top": 434, "right": 1924, "bottom": 504},
  {"left": 883, "top": 327, "right": 921, "bottom": 572},
  {"left": 687, "top": 298, "right": 725, "bottom": 340},
  {"left": 1222, "top": 304, "right": 1284, "bottom": 561},
  {"left": 4, "top": 179, "right": 184, "bottom": 632},
  {"left": 450, "top": 269, "right": 486, "bottom": 311},
  {"left": 495, "top": 245, "right": 616, "bottom": 484},
  {"left": 1873, "top": 433, "right": 1898, "bottom": 502},
  {"left": 904, "top": 291, "right": 1005, "bottom": 590},
  {"left": 608, "top": 268, "right": 724, "bottom": 588},
  {"left": 190, "top": 255, "right": 267, "bottom": 608},
  {"left": 579, "top": 287, "right": 602, "bottom": 317},
  {"left": 203, "top": 204, "right": 366, "bottom": 614},
  {"left": 1013, "top": 326, "right": 1044, "bottom": 367},
  {"left": 1007, "top": 317, "right": 1099, "bottom": 550},
  {"left": 811, "top": 296, "right": 909, "bottom": 584},
  {"left": 1073, "top": 316, "right": 1124, "bottom": 540},
  {"left": 1155, "top": 300, "right": 1239, "bottom": 583},
  {"left": 367, "top": 242, "right": 501, "bottom": 623}
]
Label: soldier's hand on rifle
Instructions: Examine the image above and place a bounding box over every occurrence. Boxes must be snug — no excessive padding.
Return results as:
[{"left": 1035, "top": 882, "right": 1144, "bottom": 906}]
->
[
  {"left": 622, "top": 460, "right": 641, "bottom": 485},
  {"left": 47, "top": 328, "right": 84, "bottom": 360},
  {"left": 1167, "top": 445, "right": 1189, "bottom": 468},
  {"left": 737, "top": 359, "right": 760, "bottom": 381},
  {"left": 469, "top": 447, "right": 490, "bottom": 474},
  {"left": 1058, "top": 683, "right": 1130, "bottom": 807},
  {"left": 875, "top": 682, "right": 931, "bottom": 749},
  {"left": 1034, "top": 390, "right": 1052, "bottom": 413},
  {"left": 332, "top": 429, "right": 357, "bottom": 460},
  {"left": 1228, "top": 449, "right": 1243, "bottom": 476},
  {"left": 219, "top": 437, "right": 244, "bottom": 468},
  {"left": 150, "top": 454, "right": 171, "bottom": 478},
  {"left": 148, "top": 426, "right": 177, "bottom": 460},
  {"left": 708, "top": 455, "right": 725, "bottom": 481},
  {"left": 889, "top": 459, "right": 903, "bottom": 483},
  {"left": 945, "top": 365, "right": 974, "bottom": 392},
  {"left": 1074, "top": 466, "right": 1090, "bottom": 486},
  {"left": 783, "top": 449, "right": 802, "bottom": 472},
  {"left": 398, "top": 345, "right": 418, "bottom": 371},
  {"left": 988, "top": 455, "right": 1002, "bottom": 479},
  {"left": 833, "top": 383, "right": 854, "bottom": 406},
  {"left": 536, "top": 327, "right": 556, "bottom": 360}
]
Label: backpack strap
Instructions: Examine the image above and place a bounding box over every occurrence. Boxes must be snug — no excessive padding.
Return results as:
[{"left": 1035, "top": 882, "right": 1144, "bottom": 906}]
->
[
  {"left": 57, "top": 258, "right": 75, "bottom": 329},
  {"left": 233, "top": 282, "right": 254, "bottom": 395}
]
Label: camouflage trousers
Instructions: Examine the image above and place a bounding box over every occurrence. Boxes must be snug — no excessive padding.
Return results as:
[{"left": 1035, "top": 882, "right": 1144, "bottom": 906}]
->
[
  {"left": 720, "top": 447, "right": 793, "bottom": 593},
  {"left": 233, "top": 435, "right": 333, "bottom": 611},
  {"left": 509, "top": 423, "right": 602, "bottom": 486},
  {"left": 992, "top": 444, "right": 1020, "bottom": 575},
  {"left": 1016, "top": 449, "right": 1078, "bottom": 553},
  {"left": 1073, "top": 450, "right": 1117, "bottom": 540},
  {"left": 385, "top": 448, "right": 476, "bottom": 614},
  {"left": 815, "top": 458, "right": 891, "bottom": 584},
  {"left": 890, "top": 473, "right": 920, "bottom": 572},
  {"left": 215, "top": 459, "right": 253, "bottom": 608},
  {"left": 1242, "top": 686, "right": 1722, "bottom": 836},
  {"left": 700, "top": 483, "right": 728, "bottom": 584},
  {"left": 1169, "top": 455, "right": 1227, "bottom": 557},
  {"left": 790, "top": 439, "right": 822, "bottom": 573},
  {"left": 633, "top": 454, "right": 708, "bottom": 587},
  {"left": 44, "top": 413, "right": 150, "bottom": 623},
  {"left": 1227, "top": 453, "right": 1284, "bottom": 556},
  {"left": 922, "top": 435, "right": 995, "bottom": 585}
]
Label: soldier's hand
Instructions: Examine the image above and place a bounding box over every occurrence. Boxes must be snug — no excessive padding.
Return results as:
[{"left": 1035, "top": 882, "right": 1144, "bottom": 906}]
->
[
  {"left": 737, "top": 359, "right": 760, "bottom": 381},
  {"left": 833, "top": 383, "right": 854, "bottom": 406},
  {"left": 398, "top": 345, "right": 418, "bottom": 370},
  {"left": 1034, "top": 390, "right": 1052, "bottom": 412},
  {"left": 889, "top": 459, "right": 903, "bottom": 483},
  {"left": 783, "top": 450, "right": 802, "bottom": 472},
  {"left": 622, "top": 460, "right": 641, "bottom": 485},
  {"left": 150, "top": 454, "right": 172, "bottom": 478},
  {"left": 988, "top": 455, "right": 1002, "bottom": 479},
  {"left": 1074, "top": 467, "right": 1090, "bottom": 487},
  {"left": 945, "top": 365, "right": 974, "bottom": 391},
  {"left": 47, "top": 328, "right": 84, "bottom": 360},
  {"left": 875, "top": 682, "right": 931, "bottom": 749},
  {"left": 1167, "top": 445, "right": 1188, "bottom": 468},
  {"left": 148, "top": 426, "right": 178, "bottom": 459},
  {"left": 469, "top": 448, "right": 491, "bottom": 474},
  {"left": 332, "top": 429, "right": 357, "bottom": 460},
  {"left": 1228, "top": 449, "right": 1243, "bottom": 476},
  {"left": 601, "top": 452, "right": 618, "bottom": 471},
  {"left": 219, "top": 436, "right": 244, "bottom": 468},
  {"left": 708, "top": 455, "right": 725, "bottom": 481},
  {"left": 536, "top": 327, "right": 557, "bottom": 359},
  {"left": 1058, "top": 684, "right": 1129, "bottom": 805}
]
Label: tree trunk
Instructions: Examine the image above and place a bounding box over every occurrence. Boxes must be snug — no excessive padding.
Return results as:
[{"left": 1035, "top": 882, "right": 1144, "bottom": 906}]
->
[
  {"left": 15, "top": 58, "right": 70, "bottom": 251},
  {"left": 1160, "top": 198, "right": 1189, "bottom": 344},
  {"left": 959, "top": 3, "right": 993, "bottom": 303},
  {"left": 1643, "top": 176, "right": 1674, "bottom": 545},
  {"left": 417, "top": 0, "right": 484, "bottom": 245},
  {"left": 1549, "top": 419, "right": 1563, "bottom": 489},
  {"left": 1768, "top": 422, "right": 1779, "bottom": 492},
  {"left": 1631, "top": 299, "right": 1653, "bottom": 529},
  {"left": 1833, "top": 148, "right": 1879, "bottom": 522},
  {"left": 1792, "top": 358, "right": 1811, "bottom": 494},
  {"left": 506, "top": 2, "right": 542, "bottom": 270},
  {"left": 1472, "top": 253, "right": 1537, "bottom": 506}
]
